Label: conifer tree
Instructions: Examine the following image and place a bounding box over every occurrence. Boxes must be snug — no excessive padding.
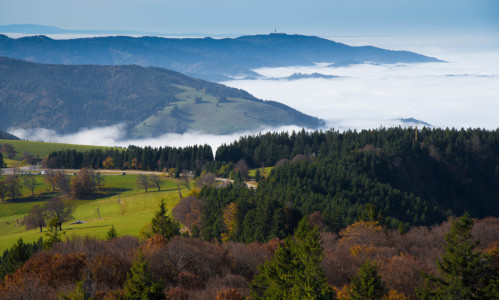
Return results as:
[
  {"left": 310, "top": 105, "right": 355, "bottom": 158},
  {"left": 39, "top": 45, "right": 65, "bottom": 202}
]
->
[
  {"left": 417, "top": 212, "right": 497, "bottom": 299},
  {"left": 123, "top": 249, "right": 164, "bottom": 299},
  {"left": 348, "top": 260, "right": 386, "bottom": 300},
  {"left": 44, "top": 217, "right": 63, "bottom": 249},
  {"left": 106, "top": 225, "right": 118, "bottom": 240},
  {"left": 151, "top": 199, "right": 181, "bottom": 240},
  {"left": 251, "top": 217, "right": 336, "bottom": 299}
]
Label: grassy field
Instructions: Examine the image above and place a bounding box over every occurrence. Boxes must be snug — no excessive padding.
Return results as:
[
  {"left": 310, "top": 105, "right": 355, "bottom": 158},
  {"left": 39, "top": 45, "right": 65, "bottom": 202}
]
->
[
  {"left": 0, "top": 139, "right": 117, "bottom": 164},
  {"left": 0, "top": 174, "right": 189, "bottom": 252},
  {"left": 248, "top": 167, "right": 274, "bottom": 178}
]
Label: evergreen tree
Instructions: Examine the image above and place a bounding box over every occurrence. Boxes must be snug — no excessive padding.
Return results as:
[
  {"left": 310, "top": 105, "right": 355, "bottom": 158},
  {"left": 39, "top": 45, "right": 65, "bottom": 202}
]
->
[
  {"left": 250, "top": 217, "right": 336, "bottom": 299},
  {"left": 151, "top": 199, "right": 181, "bottom": 240},
  {"left": 417, "top": 212, "right": 497, "bottom": 299},
  {"left": 123, "top": 249, "right": 164, "bottom": 299},
  {"left": 44, "top": 217, "right": 63, "bottom": 249},
  {"left": 106, "top": 225, "right": 118, "bottom": 240},
  {"left": 348, "top": 260, "right": 386, "bottom": 300}
]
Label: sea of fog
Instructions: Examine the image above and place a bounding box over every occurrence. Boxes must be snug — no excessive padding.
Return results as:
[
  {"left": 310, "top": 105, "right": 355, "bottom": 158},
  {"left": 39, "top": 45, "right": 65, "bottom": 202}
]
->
[{"left": 10, "top": 35, "right": 499, "bottom": 150}]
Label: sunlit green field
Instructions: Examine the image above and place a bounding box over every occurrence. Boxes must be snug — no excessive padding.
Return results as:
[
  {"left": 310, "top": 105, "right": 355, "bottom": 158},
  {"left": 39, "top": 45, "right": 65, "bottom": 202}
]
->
[
  {"left": 0, "top": 174, "right": 189, "bottom": 251},
  {"left": 0, "top": 138, "right": 116, "bottom": 165}
]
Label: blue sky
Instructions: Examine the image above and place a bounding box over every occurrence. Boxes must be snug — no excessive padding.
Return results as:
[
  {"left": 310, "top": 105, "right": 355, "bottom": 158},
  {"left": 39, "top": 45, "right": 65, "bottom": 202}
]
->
[{"left": 1, "top": 0, "right": 498, "bottom": 36}]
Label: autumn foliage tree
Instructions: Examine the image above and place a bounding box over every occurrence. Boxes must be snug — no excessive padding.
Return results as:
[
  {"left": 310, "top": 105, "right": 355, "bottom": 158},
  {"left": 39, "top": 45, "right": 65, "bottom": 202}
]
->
[
  {"left": 24, "top": 204, "right": 46, "bottom": 232},
  {"left": 71, "top": 168, "right": 94, "bottom": 199}
]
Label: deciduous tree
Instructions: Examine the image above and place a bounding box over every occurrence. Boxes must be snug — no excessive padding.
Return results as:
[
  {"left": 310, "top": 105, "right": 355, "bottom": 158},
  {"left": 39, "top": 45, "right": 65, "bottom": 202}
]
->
[
  {"left": 44, "top": 197, "right": 74, "bottom": 230},
  {"left": 150, "top": 174, "right": 163, "bottom": 191},
  {"left": 1, "top": 143, "right": 16, "bottom": 159},
  {"left": 25, "top": 204, "right": 46, "bottom": 232},
  {"left": 137, "top": 174, "right": 152, "bottom": 192},
  {"left": 4, "top": 174, "right": 22, "bottom": 200},
  {"left": 22, "top": 174, "right": 36, "bottom": 196}
]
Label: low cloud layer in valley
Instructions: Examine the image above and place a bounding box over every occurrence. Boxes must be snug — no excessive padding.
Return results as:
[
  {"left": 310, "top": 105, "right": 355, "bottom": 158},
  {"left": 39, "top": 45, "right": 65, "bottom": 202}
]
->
[
  {"left": 223, "top": 35, "right": 499, "bottom": 131},
  {"left": 8, "top": 35, "right": 499, "bottom": 149}
]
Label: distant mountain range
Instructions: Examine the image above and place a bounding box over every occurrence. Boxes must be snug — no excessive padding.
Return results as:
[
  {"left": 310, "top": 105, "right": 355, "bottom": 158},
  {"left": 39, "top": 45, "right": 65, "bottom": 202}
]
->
[
  {"left": 0, "top": 57, "right": 323, "bottom": 136},
  {"left": 0, "top": 32, "right": 441, "bottom": 81}
]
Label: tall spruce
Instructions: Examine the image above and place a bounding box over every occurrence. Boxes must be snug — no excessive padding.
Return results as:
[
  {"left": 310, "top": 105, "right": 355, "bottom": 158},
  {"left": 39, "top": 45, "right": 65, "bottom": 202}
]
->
[
  {"left": 348, "top": 260, "right": 387, "bottom": 300},
  {"left": 250, "top": 217, "right": 336, "bottom": 299},
  {"left": 123, "top": 249, "right": 164, "bottom": 299},
  {"left": 151, "top": 199, "right": 181, "bottom": 240},
  {"left": 417, "top": 212, "right": 498, "bottom": 299}
]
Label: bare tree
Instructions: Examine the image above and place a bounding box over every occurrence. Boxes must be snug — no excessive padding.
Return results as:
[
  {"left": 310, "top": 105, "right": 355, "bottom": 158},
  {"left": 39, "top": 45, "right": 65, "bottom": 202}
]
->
[
  {"left": 5, "top": 174, "right": 22, "bottom": 200},
  {"left": 1, "top": 143, "right": 16, "bottom": 159},
  {"left": 22, "top": 151, "right": 36, "bottom": 165},
  {"left": 0, "top": 180, "right": 7, "bottom": 201},
  {"left": 23, "top": 174, "right": 36, "bottom": 196},
  {"left": 196, "top": 172, "right": 216, "bottom": 188},
  {"left": 56, "top": 172, "right": 71, "bottom": 196},
  {"left": 234, "top": 159, "right": 249, "bottom": 180},
  {"left": 150, "top": 174, "right": 163, "bottom": 191},
  {"left": 181, "top": 170, "right": 191, "bottom": 190},
  {"left": 24, "top": 204, "right": 46, "bottom": 232},
  {"left": 93, "top": 170, "right": 104, "bottom": 190},
  {"left": 137, "top": 174, "right": 152, "bottom": 192},
  {"left": 44, "top": 169, "right": 59, "bottom": 192},
  {"left": 44, "top": 197, "right": 74, "bottom": 230}
]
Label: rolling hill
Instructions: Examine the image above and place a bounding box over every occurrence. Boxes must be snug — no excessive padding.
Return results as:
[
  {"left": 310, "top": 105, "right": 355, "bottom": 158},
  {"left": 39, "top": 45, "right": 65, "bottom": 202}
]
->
[
  {"left": 0, "top": 57, "right": 323, "bottom": 136},
  {"left": 0, "top": 33, "right": 441, "bottom": 81}
]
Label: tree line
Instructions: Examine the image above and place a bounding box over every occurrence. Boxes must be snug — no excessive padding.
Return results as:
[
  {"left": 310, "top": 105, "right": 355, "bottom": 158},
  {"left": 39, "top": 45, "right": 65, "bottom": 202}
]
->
[{"left": 44, "top": 144, "right": 213, "bottom": 173}]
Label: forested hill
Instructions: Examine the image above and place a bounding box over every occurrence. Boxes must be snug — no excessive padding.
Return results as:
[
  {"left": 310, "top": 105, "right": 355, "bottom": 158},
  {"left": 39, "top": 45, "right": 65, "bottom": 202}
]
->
[
  {"left": 200, "top": 128, "right": 499, "bottom": 242},
  {"left": 0, "top": 33, "right": 441, "bottom": 81},
  {"left": 0, "top": 57, "right": 323, "bottom": 136}
]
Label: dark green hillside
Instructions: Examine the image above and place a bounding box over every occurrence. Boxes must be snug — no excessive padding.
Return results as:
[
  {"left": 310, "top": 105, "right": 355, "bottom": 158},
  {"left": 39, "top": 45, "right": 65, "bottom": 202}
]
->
[
  {"left": 201, "top": 128, "right": 499, "bottom": 242},
  {"left": 0, "top": 57, "right": 323, "bottom": 135}
]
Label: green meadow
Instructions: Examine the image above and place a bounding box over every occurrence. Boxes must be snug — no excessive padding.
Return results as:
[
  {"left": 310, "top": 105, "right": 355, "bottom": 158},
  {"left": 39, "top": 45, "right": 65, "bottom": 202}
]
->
[
  {"left": 0, "top": 138, "right": 117, "bottom": 166},
  {"left": 0, "top": 174, "right": 190, "bottom": 252}
]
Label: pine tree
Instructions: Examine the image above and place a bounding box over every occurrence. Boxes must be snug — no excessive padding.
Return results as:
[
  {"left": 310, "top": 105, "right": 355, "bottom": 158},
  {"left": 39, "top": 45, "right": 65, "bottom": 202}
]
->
[
  {"left": 250, "top": 217, "right": 336, "bottom": 299},
  {"left": 417, "top": 212, "right": 497, "bottom": 299},
  {"left": 106, "top": 225, "right": 118, "bottom": 240},
  {"left": 151, "top": 199, "right": 181, "bottom": 240},
  {"left": 123, "top": 249, "right": 164, "bottom": 299},
  {"left": 44, "top": 217, "right": 63, "bottom": 249},
  {"left": 348, "top": 260, "right": 386, "bottom": 300}
]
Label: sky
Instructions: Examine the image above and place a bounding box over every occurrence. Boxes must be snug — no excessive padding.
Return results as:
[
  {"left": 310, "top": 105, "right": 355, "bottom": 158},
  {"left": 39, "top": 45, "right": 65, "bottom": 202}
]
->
[{"left": 1, "top": 0, "right": 498, "bottom": 36}]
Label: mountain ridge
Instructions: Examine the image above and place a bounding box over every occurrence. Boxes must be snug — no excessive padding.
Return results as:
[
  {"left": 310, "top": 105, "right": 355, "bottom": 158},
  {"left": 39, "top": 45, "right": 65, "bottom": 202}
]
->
[{"left": 0, "top": 33, "right": 441, "bottom": 81}]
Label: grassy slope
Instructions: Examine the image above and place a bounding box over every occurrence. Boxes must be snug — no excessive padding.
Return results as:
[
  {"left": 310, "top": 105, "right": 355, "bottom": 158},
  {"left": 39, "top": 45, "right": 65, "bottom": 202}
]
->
[
  {"left": 0, "top": 139, "right": 115, "bottom": 163},
  {"left": 131, "top": 85, "right": 312, "bottom": 136},
  {"left": 0, "top": 175, "right": 189, "bottom": 251}
]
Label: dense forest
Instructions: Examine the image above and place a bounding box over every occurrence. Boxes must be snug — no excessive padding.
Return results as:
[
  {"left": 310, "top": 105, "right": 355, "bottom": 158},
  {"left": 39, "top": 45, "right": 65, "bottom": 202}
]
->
[{"left": 45, "top": 145, "right": 214, "bottom": 173}]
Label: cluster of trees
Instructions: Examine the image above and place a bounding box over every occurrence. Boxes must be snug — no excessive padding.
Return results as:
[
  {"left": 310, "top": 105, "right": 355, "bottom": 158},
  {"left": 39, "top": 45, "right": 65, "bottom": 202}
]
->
[
  {"left": 44, "top": 144, "right": 213, "bottom": 173},
  {"left": 24, "top": 197, "right": 74, "bottom": 232},
  {"left": 0, "top": 238, "right": 43, "bottom": 281},
  {"left": 1, "top": 214, "right": 497, "bottom": 299},
  {"left": 0, "top": 143, "right": 16, "bottom": 160},
  {"left": 0, "top": 152, "right": 3, "bottom": 168}
]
